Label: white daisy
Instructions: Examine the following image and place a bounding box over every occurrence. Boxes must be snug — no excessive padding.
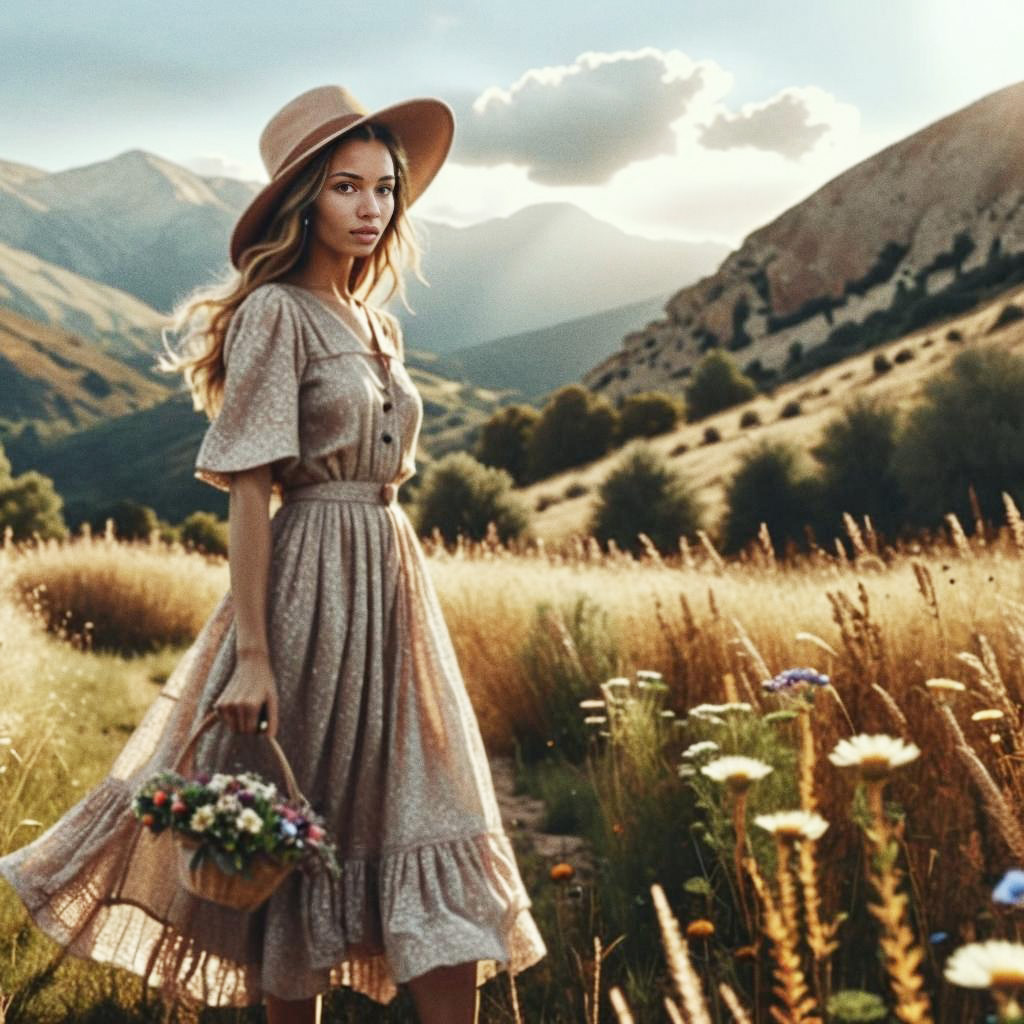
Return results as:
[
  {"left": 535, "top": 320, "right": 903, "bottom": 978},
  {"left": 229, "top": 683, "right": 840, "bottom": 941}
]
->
[
  {"left": 682, "top": 741, "right": 720, "bottom": 760},
  {"left": 215, "top": 793, "right": 241, "bottom": 815},
  {"left": 828, "top": 734, "right": 920, "bottom": 780},
  {"left": 206, "top": 773, "right": 232, "bottom": 794},
  {"left": 236, "top": 808, "right": 264, "bottom": 835},
  {"left": 701, "top": 756, "right": 773, "bottom": 791},
  {"left": 189, "top": 805, "right": 216, "bottom": 833},
  {"left": 944, "top": 939, "right": 1024, "bottom": 989},
  {"left": 754, "top": 810, "right": 829, "bottom": 842}
]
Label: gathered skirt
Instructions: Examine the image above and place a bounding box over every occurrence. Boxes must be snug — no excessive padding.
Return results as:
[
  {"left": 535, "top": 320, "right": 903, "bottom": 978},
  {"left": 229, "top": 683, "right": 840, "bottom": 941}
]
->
[{"left": 0, "top": 491, "right": 547, "bottom": 1006}]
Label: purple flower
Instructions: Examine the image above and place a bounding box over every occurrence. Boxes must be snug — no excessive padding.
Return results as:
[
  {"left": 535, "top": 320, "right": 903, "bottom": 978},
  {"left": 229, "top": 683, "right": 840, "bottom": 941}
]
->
[
  {"left": 993, "top": 868, "right": 1024, "bottom": 906},
  {"left": 196, "top": 772, "right": 211, "bottom": 785},
  {"left": 762, "top": 668, "right": 831, "bottom": 693},
  {"left": 239, "top": 790, "right": 255, "bottom": 806}
]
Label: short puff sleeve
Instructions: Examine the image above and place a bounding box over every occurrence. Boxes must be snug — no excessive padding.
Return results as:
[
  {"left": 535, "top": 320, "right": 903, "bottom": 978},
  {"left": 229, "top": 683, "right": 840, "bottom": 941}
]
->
[{"left": 194, "top": 285, "right": 305, "bottom": 492}]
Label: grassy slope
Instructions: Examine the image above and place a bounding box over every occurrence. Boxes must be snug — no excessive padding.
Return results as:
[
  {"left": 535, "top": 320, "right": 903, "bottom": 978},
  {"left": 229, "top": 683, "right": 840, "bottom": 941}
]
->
[{"left": 523, "top": 283, "right": 1024, "bottom": 542}]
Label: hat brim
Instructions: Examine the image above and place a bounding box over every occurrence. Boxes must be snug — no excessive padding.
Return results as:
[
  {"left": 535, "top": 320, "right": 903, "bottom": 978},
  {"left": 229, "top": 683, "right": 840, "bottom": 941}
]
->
[{"left": 229, "top": 96, "right": 454, "bottom": 269}]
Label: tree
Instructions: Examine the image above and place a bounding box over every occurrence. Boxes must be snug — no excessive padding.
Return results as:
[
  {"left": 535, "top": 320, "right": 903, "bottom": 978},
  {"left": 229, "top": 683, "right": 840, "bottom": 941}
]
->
[
  {"left": 721, "top": 440, "right": 820, "bottom": 554},
  {"left": 0, "top": 442, "right": 67, "bottom": 541},
  {"left": 475, "top": 403, "right": 539, "bottom": 485},
  {"left": 812, "top": 396, "right": 905, "bottom": 539},
  {"left": 685, "top": 351, "right": 757, "bottom": 421},
  {"left": 589, "top": 443, "right": 702, "bottom": 556},
  {"left": 414, "top": 451, "right": 530, "bottom": 544},
  {"left": 615, "top": 391, "right": 684, "bottom": 443},
  {"left": 893, "top": 349, "right": 1024, "bottom": 527},
  {"left": 527, "top": 385, "right": 618, "bottom": 480}
]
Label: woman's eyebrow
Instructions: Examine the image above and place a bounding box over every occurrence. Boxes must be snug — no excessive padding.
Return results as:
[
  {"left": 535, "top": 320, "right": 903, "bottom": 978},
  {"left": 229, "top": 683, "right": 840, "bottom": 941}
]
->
[{"left": 328, "top": 171, "right": 396, "bottom": 182}]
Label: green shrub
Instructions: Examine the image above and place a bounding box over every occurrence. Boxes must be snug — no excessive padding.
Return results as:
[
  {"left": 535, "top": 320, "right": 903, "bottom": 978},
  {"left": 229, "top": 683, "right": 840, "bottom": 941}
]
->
[
  {"left": 685, "top": 351, "right": 757, "bottom": 421},
  {"left": 812, "top": 396, "right": 905, "bottom": 539},
  {"left": 475, "top": 403, "right": 539, "bottom": 485},
  {"left": 892, "top": 348, "right": 1024, "bottom": 526},
  {"left": 179, "top": 511, "right": 228, "bottom": 556},
  {"left": 527, "top": 385, "right": 618, "bottom": 480},
  {"left": 615, "top": 391, "right": 684, "bottom": 443},
  {"left": 0, "top": 442, "right": 68, "bottom": 542},
  {"left": 739, "top": 409, "right": 761, "bottom": 428},
  {"left": 988, "top": 302, "right": 1024, "bottom": 333},
  {"left": 721, "top": 440, "right": 820, "bottom": 554},
  {"left": 702, "top": 426, "right": 721, "bottom": 445},
  {"left": 89, "top": 500, "right": 158, "bottom": 541},
  {"left": 414, "top": 451, "right": 530, "bottom": 543},
  {"left": 589, "top": 443, "right": 702, "bottom": 556},
  {"left": 779, "top": 400, "right": 802, "bottom": 419}
]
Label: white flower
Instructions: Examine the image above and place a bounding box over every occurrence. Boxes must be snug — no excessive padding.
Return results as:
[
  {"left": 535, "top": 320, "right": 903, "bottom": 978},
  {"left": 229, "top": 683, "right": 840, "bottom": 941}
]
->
[
  {"left": 584, "top": 715, "right": 608, "bottom": 725},
  {"left": 682, "top": 741, "right": 720, "bottom": 760},
  {"left": 236, "top": 808, "right": 264, "bottom": 834},
  {"left": 189, "top": 805, "right": 216, "bottom": 833},
  {"left": 689, "top": 702, "right": 752, "bottom": 720},
  {"left": 828, "top": 734, "right": 920, "bottom": 779},
  {"left": 579, "top": 699, "right": 606, "bottom": 710},
  {"left": 701, "top": 756, "right": 773, "bottom": 790},
  {"left": 754, "top": 810, "right": 829, "bottom": 842},
  {"left": 944, "top": 939, "right": 1024, "bottom": 989},
  {"left": 206, "top": 773, "right": 232, "bottom": 794},
  {"left": 605, "top": 677, "right": 631, "bottom": 688},
  {"left": 215, "top": 793, "right": 241, "bottom": 815},
  {"left": 925, "top": 678, "right": 966, "bottom": 693},
  {"left": 972, "top": 709, "right": 1005, "bottom": 722},
  {"left": 636, "top": 670, "right": 663, "bottom": 681}
]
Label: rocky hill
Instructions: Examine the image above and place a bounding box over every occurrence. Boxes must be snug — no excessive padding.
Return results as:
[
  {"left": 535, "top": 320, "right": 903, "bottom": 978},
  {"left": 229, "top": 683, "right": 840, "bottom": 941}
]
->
[{"left": 583, "top": 79, "right": 1024, "bottom": 403}]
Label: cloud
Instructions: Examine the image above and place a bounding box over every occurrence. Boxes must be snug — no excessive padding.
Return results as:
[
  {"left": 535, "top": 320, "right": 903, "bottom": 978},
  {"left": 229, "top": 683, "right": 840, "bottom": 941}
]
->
[
  {"left": 451, "top": 48, "right": 730, "bottom": 186},
  {"left": 698, "top": 87, "right": 849, "bottom": 159},
  {"left": 183, "top": 154, "right": 262, "bottom": 181}
]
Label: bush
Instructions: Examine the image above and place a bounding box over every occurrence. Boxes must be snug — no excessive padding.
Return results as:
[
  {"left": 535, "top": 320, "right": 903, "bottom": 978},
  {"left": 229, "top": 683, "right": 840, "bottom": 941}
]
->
[
  {"left": 0, "top": 442, "right": 67, "bottom": 542},
  {"left": 893, "top": 347, "right": 914, "bottom": 364},
  {"left": 179, "top": 511, "right": 228, "bottom": 556},
  {"left": 779, "top": 400, "right": 802, "bottom": 419},
  {"left": 946, "top": 328, "right": 964, "bottom": 342},
  {"left": 702, "top": 426, "right": 721, "bottom": 445},
  {"left": 721, "top": 441, "right": 821, "bottom": 554},
  {"left": 414, "top": 452, "right": 530, "bottom": 544},
  {"left": 615, "top": 391, "right": 684, "bottom": 443},
  {"left": 564, "top": 481, "right": 589, "bottom": 499},
  {"left": 739, "top": 409, "right": 761, "bottom": 428},
  {"left": 475, "top": 403, "right": 539, "bottom": 485},
  {"left": 893, "top": 348, "right": 1024, "bottom": 526},
  {"left": 873, "top": 352, "right": 893, "bottom": 374},
  {"left": 670, "top": 443, "right": 689, "bottom": 457},
  {"left": 812, "top": 396, "right": 905, "bottom": 539},
  {"left": 527, "top": 385, "right": 618, "bottom": 481},
  {"left": 988, "top": 303, "right": 1024, "bottom": 333},
  {"left": 684, "top": 351, "right": 757, "bottom": 421},
  {"left": 588, "top": 443, "right": 702, "bottom": 556},
  {"left": 534, "top": 493, "right": 561, "bottom": 513},
  {"left": 90, "top": 500, "right": 158, "bottom": 541}
]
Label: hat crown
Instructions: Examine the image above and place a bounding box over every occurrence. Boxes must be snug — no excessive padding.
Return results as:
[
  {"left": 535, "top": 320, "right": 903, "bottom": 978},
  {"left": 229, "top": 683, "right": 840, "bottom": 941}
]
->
[{"left": 259, "top": 85, "right": 370, "bottom": 179}]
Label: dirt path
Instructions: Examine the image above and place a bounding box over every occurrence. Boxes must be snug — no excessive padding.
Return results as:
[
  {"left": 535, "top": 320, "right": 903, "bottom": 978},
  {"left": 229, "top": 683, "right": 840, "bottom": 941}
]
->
[{"left": 488, "top": 755, "right": 595, "bottom": 882}]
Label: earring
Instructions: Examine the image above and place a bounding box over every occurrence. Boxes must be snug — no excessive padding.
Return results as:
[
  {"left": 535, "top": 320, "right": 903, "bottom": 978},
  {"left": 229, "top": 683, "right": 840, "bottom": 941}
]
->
[{"left": 300, "top": 213, "right": 310, "bottom": 246}]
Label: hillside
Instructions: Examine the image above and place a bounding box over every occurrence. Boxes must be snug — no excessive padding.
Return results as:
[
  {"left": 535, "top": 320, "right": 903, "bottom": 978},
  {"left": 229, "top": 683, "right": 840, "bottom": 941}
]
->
[
  {"left": 583, "top": 79, "right": 1024, "bottom": 403},
  {"left": 529, "top": 283, "right": 1024, "bottom": 543},
  {"left": 434, "top": 291, "right": 671, "bottom": 402}
]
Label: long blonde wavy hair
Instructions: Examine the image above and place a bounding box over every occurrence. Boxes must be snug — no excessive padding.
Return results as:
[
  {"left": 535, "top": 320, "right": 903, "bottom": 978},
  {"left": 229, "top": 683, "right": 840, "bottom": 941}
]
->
[{"left": 158, "top": 122, "right": 425, "bottom": 419}]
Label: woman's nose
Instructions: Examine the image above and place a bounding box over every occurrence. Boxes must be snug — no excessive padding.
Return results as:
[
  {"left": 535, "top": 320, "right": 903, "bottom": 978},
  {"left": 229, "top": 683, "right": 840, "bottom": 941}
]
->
[{"left": 358, "top": 191, "right": 381, "bottom": 219}]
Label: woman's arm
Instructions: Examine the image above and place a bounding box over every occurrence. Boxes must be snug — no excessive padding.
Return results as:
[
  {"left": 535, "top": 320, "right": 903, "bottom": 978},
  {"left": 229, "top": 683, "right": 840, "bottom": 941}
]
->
[{"left": 212, "top": 463, "right": 280, "bottom": 738}]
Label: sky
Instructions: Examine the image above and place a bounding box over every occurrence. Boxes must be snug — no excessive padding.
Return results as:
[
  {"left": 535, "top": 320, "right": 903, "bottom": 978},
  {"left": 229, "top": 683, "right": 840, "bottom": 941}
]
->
[{"left": 4, "top": 0, "right": 1024, "bottom": 248}]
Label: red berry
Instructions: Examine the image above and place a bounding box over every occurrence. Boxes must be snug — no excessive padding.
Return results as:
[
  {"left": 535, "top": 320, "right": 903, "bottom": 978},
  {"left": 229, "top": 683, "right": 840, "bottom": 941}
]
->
[
  {"left": 153, "top": 790, "right": 168, "bottom": 807},
  {"left": 142, "top": 813, "right": 155, "bottom": 827},
  {"left": 172, "top": 801, "right": 187, "bottom": 814}
]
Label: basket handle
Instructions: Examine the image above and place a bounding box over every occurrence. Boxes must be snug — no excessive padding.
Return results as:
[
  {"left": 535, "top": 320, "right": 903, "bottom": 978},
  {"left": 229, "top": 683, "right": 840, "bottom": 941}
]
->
[{"left": 173, "top": 709, "right": 304, "bottom": 804}]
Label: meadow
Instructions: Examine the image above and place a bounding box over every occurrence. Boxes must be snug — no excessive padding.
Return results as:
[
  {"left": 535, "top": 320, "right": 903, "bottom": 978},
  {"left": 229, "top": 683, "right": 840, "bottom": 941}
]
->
[{"left": 3, "top": 514, "right": 1024, "bottom": 1022}]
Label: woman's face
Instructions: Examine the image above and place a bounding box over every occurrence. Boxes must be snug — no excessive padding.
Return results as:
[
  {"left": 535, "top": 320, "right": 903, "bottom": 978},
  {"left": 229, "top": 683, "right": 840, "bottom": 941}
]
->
[{"left": 308, "top": 135, "right": 396, "bottom": 259}]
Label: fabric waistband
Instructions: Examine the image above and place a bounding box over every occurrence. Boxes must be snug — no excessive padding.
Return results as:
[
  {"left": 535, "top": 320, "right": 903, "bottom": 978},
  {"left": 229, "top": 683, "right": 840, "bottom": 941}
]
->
[{"left": 282, "top": 480, "right": 399, "bottom": 505}]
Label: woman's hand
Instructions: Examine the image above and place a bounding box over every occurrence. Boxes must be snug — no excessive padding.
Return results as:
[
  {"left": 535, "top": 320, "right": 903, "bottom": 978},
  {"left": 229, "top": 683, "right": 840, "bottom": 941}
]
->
[{"left": 215, "top": 650, "right": 280, "bottom": 738}]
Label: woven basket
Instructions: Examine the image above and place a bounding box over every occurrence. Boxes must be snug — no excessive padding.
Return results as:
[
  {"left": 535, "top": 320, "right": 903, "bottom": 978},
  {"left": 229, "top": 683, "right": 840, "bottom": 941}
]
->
[{"left": 172, "top": 709, "right": 306, "bottom": 911}]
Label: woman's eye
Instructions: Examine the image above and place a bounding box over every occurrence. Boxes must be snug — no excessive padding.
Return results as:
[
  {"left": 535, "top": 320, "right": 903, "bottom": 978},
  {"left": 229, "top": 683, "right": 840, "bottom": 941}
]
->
[
  {"left": 378, "top": 185, "right": 393, "bottom": 196},
  {"left": 334, "top": 182, "right": 354, "bottom": 192}
]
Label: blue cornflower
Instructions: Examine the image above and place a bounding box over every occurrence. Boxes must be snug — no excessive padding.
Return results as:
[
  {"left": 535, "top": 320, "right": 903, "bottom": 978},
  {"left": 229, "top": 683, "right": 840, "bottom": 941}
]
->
[
  {"left": 993, "top": 868, "right": 1024, "bottom": 906},
  {"left": 279, "top": 820, "right": 299, "bottom": 838},
  {"left": 929, "top": 931, "right": 949, "bottom": 944},
  {"left": 762, "top": 667, "right": 831, "bottom": 692}
]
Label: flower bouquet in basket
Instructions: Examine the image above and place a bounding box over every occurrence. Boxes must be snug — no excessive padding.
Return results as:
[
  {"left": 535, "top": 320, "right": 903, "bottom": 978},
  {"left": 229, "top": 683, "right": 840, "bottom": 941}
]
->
[{"left": 131, "top": 712, "right": 340, "bottom": 911}]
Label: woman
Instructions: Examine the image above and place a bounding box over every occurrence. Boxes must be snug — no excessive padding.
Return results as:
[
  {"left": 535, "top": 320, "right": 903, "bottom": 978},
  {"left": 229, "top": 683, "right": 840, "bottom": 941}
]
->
[{"left": 0, "top": 85, "right": 547, "bottom": 1024}]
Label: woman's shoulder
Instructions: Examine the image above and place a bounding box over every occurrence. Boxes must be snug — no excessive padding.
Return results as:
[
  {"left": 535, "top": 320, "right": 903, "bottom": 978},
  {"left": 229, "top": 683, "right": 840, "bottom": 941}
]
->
[
  {"left": 369, "top": 306, "right": 405, "bottom": 360},
  {"left": 224, "top": 283, "right": 305, "bottom": 364}
]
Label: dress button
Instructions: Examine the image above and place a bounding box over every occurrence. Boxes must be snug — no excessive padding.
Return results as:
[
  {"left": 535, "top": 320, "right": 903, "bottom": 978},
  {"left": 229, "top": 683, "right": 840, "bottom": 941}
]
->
[
  {"left": 380, "top": 483, "right": 396, "bottom": 504},
  {"left": 382, "top": 401, "right": 393, "bottom": 412},
  {"left": 381, "top": 432, "right": 392, "bottom": 443}
]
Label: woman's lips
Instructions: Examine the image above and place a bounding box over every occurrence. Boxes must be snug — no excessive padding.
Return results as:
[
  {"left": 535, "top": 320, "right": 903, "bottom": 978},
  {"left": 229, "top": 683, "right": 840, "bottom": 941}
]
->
[{"left": 351, "top": 229, "right": 379, "bottom": 240}]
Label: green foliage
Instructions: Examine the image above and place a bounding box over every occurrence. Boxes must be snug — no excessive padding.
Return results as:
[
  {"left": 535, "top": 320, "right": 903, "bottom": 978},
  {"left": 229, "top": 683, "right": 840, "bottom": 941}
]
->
[
  {"left": 475, "top": 402, "right": 539, "bottom": 485},
  {"left": 813, "top": 396, "right": 905, "bottom": 539},
  {"left": 178, "top": 511, "right": 228, "bottom": 556},
  {"left": 893, "top": 348, "right": 1024, "bottom": 526},
  {"left": 615, "top": 391, "right": 684, "bottom": 443},
  {"left": 90, "top": 500, "right": 158, "bottom": 541},
  {"left": 589, "top": 443, "right": 702, "bottom": 556},
  {"left": 413, "top": 451, "right": 529, "bottom": 544},
  {"left": 0, "top": 443, "right": 67, "bottom": 541},
  {"left": 721, "top": 440, "right": 820, "bottom": 554},
  {"left": 685, "top": 351, "right": 757, "bottom": 421},
  {"left": 527, "top": 385, "right": 618, "bottom": 480}
]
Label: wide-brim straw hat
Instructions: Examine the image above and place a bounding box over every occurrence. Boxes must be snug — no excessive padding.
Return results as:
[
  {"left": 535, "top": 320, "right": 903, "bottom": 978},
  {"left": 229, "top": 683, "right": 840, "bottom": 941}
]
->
[{"left": 230, "top": 84, "right": 455, "bottom": 269}]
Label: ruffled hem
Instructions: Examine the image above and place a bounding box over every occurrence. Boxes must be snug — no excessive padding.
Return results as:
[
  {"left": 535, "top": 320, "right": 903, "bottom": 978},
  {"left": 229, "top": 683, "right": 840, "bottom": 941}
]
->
[{"left": 0, "top": 778, "right": 547, "bottom": 1007}]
